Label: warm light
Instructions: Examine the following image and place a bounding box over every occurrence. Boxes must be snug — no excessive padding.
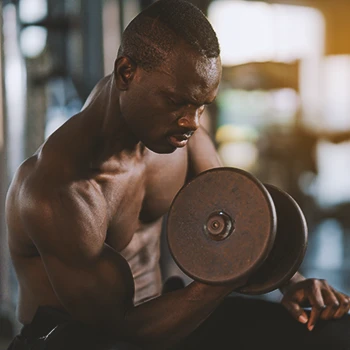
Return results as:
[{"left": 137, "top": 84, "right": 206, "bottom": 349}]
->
[
  {"left": 216, "top": 124, "right": 258, "bottom": 144},
  {"left": 321, "top": 55, "right": 350, "bottom": 130},
  {"left": 218, "top": 141, "right": 258, "bottom": 171},
  {"left": 215, "top": 124, "right": 259, "bottom": 170},
  {"left": 315, "top": 140, "right": 350, "bottom": 206},
  {"left": 208, "top": 0, "right": 324, "bottom": 66}
]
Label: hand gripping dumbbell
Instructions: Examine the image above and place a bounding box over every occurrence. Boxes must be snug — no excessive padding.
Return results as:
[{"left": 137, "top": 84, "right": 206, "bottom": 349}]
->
[{"left": 166, "top": 167, "right": 308, "bottom": 294}]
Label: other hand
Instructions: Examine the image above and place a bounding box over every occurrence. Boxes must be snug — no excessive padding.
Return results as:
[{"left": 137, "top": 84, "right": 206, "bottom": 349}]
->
[{"left": 280, "top": 278, "right": 350, "bottom": 331}]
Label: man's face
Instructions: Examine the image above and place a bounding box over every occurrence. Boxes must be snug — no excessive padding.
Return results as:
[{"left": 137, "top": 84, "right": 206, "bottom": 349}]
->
[{"left": 119, "top": 46, "right": 222, "bottom": 154}]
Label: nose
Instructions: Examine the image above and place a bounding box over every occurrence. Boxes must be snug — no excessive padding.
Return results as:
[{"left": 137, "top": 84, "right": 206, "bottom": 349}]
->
[{"left": 177, "top": 107, "right": 203, "bottom": 131}]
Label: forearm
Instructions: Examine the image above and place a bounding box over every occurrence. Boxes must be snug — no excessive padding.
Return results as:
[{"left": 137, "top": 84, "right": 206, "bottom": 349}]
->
[
  {"left": 47, "top": 245, "right": 237, "bottom": 349},
  {"left": 122, "top": 281, "right": 235, "bottom": 349}
]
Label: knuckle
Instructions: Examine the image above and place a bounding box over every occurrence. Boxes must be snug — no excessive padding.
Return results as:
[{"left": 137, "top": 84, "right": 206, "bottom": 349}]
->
[
  {"left": 314, "top": 304, "right": 325, "bottom": 311},
  {"left": 314, "top": 278, "right": 325, "bottom": 285},
  {"left": 309, "top": 278, "right": 318, "bottom": 285},
  {"left": 341, "top": 300, "right": 349, "bottom": 308},
  {"left": 313, "top": 304, "right": 327, "bottom": 313},
  {"left": 310, "top": 278, "right": 322, "bottom": 290},
  {"left": 331, "top": 302, "right": 340, "bottom": 310}
]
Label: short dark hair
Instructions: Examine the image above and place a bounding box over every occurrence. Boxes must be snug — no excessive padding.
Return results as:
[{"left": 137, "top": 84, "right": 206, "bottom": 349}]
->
[{"left": 117, "top": 0, "right": 220, "bottom": 71}]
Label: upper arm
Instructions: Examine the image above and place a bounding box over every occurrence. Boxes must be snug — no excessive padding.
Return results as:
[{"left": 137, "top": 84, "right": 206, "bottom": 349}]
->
[
  {"left": 24, "top": 182, "right": 106, "bottom": 261},
  {"left": 187, "top": 125, "right": 223, "bottom": 177},
  {"left": 21, "top": 180, "right": 135, "bottom": 326}
]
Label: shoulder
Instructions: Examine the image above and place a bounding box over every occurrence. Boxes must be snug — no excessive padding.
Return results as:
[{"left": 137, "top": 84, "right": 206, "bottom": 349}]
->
[
  {"left": 7, "top": 155, "right": 107, "bottom": 244},
  {"left": 6, "top": 155, "right": 39, "bottom": 213},
  {"left": 8, "top": 150, "right": 103, "bottom": 207}
]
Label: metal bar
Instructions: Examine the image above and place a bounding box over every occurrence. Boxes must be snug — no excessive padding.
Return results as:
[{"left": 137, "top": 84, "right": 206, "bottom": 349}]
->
[
  {"left": 82, "top": 0, "right": 104, "bottom": 100},
  {"left": 119, "top": 0, "right": 125, "bottom": 35},
  {"left": 0, "top": 0, "right": 12, "bottom": 326}
]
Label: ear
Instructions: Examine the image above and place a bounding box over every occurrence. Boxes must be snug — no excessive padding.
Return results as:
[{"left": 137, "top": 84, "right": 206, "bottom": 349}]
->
[{"left": 114, "top": 56, "right": 137, "bottom": 91}]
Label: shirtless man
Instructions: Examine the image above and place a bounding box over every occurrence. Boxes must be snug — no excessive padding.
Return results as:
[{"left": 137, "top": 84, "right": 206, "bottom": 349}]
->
[{"left": 5, "top": 1, "right": 350, "bottom": 349}]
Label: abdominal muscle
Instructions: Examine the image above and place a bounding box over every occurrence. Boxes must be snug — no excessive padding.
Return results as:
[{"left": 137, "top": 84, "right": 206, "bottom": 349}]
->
[{"left": 119, "top": 217, "right": 164, "bottom": 305}]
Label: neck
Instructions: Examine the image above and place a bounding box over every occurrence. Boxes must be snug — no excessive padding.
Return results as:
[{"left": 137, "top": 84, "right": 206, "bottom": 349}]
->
[{"left": 81, "top": 74, "right": 143, "bottom": 167}]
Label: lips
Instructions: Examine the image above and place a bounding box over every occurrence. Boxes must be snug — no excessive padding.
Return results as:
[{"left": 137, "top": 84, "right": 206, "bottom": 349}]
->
[{"left": 167, "top": 133, "right": 192, "bottom": 148}]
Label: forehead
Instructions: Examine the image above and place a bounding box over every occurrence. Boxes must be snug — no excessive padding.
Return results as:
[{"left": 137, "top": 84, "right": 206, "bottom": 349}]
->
[{"left": 150, "top": 50, "right": 222, "bottom": 100}]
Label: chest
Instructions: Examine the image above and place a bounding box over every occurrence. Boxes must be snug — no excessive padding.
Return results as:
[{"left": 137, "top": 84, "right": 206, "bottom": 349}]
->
[
  {"left": 140, "top": 148, "right": 188, "bottom": 222},
  {"left": 100, "top": 148, "right": 188, "bottom": 249}
]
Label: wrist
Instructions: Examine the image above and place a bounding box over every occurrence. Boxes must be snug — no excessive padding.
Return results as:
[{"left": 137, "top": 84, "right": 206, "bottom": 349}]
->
[{"left": 279, "top": 272, "right": 305, "bottom": 294}]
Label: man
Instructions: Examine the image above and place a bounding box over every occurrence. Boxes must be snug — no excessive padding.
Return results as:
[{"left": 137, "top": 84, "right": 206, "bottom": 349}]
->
[{"left": 5, "top": 1, "right": 350, "bottom": 349}]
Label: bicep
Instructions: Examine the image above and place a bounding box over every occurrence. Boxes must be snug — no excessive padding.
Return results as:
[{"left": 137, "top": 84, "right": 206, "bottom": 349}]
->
[
  {"left": 187, "top": 126, "right": 223, "bottom": 177},
  {"left": 22, "top": 186, "right": 135, "bottom": 325}
]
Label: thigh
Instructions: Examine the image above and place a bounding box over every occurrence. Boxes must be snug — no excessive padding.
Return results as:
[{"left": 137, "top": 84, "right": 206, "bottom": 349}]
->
[
  {"left": 173, "top": 296, "right": 350, "bottom": 350},
  {"left": 173, "top": 296, "right": 297, "bottom": 350}
]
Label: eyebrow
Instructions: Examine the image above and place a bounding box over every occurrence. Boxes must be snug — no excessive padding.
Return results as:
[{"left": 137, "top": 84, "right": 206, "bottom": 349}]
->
[{"left": 164, "top": 90, "right": 215, "bottom": 107}]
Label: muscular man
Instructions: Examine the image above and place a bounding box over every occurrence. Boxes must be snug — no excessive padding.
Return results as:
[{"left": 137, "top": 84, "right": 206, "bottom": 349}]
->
[{"left": 5, "top": 1, "right": 350, "bottom": 349}]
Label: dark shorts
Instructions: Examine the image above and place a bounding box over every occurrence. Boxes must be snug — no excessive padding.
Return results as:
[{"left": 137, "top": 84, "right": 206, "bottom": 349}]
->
[
  {"left": 6, "top": 297, "right": 350, "bottom": 350},
  {"left": 6, "top": 306, "right": 140, "bottom": 350}
]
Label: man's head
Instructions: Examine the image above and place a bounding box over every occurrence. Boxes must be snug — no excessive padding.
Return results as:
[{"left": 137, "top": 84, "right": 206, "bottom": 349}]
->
[
  {"left": 114, "top": 0, "right": 222, "bottom": 154},
  {"left": 117, "top": 0, "right": 220, "bottom": 71}
]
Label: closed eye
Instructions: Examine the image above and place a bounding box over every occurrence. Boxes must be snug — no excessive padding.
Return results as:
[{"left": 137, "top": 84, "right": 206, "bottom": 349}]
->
[{"left": 166, "top": 96, "right": 184, "bottom": 107}]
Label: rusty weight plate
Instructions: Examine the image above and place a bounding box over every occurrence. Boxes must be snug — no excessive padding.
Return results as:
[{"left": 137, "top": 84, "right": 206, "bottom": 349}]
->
[
  {"left": 237, "top": 184, "right": 308, "bottom": 295},
  {"left": 167, "top": 167, "right": 277, "bottom": 285}
]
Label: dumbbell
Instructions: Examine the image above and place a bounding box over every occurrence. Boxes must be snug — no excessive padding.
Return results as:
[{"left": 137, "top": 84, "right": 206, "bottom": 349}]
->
[{"left": 166, "top": 167, "right": 308, "bottom": 295}]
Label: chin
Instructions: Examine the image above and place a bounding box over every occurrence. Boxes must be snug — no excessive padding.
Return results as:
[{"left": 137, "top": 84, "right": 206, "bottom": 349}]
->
[
  {"left": 146, "top": 142, "right": 177, "bottom": 154},
  {"left": 153, "top": 145, "right": 177, "bottom": 154}
]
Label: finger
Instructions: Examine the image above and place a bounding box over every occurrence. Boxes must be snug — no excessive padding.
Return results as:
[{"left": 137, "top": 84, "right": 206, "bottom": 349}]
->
[
  {"left": 333, "top": 293, "right": 350, "bottom": 319},
  {"left": 308, "top": 304, "right": 326, "bottom": 331},
  {"left": 319, "top": 287, "right": 340, "bottom": 320},
  {"left": 346, "top": 296, "right": 350, "bottom": 314},
  {"left": 307, "top": 282, "right": 326, "bottom": 331},
  {"left": 281, "top": 300, "right": 308, "bottom": 324},
  {"left": 347, "top": 300, "right": 350, "bottom": 315}
]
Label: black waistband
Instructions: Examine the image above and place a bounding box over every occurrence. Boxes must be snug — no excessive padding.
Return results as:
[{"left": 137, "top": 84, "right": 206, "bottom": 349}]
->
[{"left": 20, "top": 306, "right": 72, "bottom": 339}]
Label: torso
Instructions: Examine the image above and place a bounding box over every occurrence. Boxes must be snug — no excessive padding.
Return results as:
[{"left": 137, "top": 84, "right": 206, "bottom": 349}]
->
[{"left": 6, "top": 119, "right": 188, "bottom": 324}]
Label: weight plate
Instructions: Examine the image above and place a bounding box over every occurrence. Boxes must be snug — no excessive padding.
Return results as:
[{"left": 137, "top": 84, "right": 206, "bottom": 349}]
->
[
  {"left": 237, "top": 184, "right": 308, "bottom": 294},
  {"left": 167, "top": 167, "right": 277, "bottom": 285}
]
